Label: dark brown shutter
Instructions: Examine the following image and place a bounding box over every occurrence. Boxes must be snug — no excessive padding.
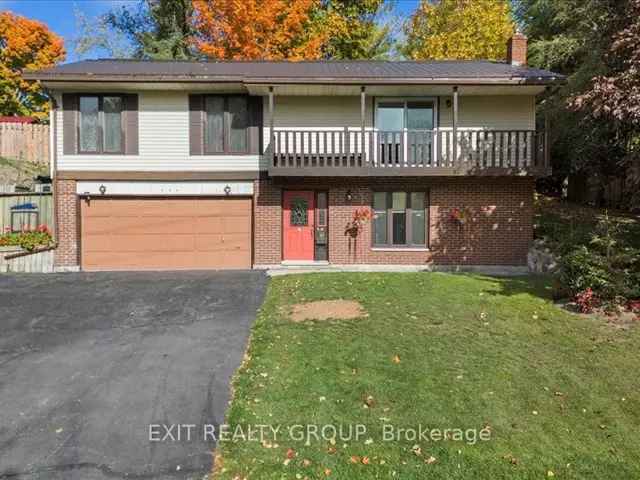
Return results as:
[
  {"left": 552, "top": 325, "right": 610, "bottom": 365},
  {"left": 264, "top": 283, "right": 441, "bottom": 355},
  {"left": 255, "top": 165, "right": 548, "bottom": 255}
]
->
[
  {"left": 124, "top": 94, "right": 139, "bottom": 155},
  {"left": 189, "top": 94, "right": 204, "bottom": 155},
  {"left": 248, "top": 96, "right": 263, "bottom": 155},
  {"left": 62, "top": 93, "right": 78, "bottom": 155}
]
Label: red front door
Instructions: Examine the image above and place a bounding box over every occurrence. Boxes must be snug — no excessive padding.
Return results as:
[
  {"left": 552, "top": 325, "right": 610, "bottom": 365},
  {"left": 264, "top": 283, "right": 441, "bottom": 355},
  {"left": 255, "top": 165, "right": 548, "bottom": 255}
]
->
[{"left": 283, "top": 191, "right": 315, "bottom": 261}]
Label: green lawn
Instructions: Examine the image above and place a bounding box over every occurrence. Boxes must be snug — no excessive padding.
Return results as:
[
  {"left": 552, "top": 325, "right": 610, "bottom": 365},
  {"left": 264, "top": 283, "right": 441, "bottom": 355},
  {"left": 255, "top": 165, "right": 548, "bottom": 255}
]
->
[{"left": 215, "top": 273, "right": 640, "bottom": 479}]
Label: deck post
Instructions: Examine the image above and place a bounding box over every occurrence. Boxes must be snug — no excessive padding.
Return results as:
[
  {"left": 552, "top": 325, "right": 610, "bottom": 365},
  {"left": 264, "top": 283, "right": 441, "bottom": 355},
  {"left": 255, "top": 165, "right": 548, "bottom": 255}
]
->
[
  {"left": 360, "top": 86, "right": 366, "bottom": 163},
  {"left": 544, "top": 88, "right": 550, "bottom": 169},
  {"left": 268, "top": 86, "right": 275, "bottom": 162},
  {"left": 452, "top": 86, "right": 459, "bottom": 164}
]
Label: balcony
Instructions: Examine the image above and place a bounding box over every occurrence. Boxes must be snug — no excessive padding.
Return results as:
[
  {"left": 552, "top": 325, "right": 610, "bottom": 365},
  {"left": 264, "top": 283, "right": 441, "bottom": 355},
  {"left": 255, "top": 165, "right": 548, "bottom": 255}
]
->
[{"left": 268, "top": 129, "right": 550, "bottom": 177}]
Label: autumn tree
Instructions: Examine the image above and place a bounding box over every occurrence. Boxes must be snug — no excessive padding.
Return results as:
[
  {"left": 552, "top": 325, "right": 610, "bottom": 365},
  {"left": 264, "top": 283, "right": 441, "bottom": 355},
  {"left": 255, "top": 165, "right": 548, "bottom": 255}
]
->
[
  {"left": 0, "top": 12, "right": 65, "bottom": 120},
  {"left": 403, "top": 0, "right": 514, "bottom": 61},
  {"left": 514, "top": 0, "right": 633, "bottom": 203},
  {"left": 193, "top": 0, "right": 324, "bottom": 60},
  {"left": 571, "top": 0, "right": 640, "bottom": 127}
]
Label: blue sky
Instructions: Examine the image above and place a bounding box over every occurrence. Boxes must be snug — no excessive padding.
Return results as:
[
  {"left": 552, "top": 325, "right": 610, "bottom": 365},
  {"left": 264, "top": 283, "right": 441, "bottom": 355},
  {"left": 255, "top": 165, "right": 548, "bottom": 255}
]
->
[{"left": 0, "top": 0, "right": 420, "bottom": 62}]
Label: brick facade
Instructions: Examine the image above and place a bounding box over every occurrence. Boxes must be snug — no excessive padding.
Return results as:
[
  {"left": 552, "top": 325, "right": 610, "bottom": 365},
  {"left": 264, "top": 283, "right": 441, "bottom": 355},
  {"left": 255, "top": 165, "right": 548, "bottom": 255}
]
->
[
  {"left": 253, "top": 177, "right": 282, "bottom": 265},
  {"left": 254, "top": 177, "right": 534, "bottom": 266},
  {"left": 54, "top": 179, "right": 79, "bottom": 268},
  {"left": 55, "top": 177, "right": 533, "bottom": 270}
]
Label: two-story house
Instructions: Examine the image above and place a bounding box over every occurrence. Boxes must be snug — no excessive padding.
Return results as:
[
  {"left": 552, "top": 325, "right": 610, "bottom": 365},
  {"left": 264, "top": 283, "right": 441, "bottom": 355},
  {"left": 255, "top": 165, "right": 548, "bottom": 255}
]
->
[{"left": 26, "top": 34, "right": 562, "bottom": 272}]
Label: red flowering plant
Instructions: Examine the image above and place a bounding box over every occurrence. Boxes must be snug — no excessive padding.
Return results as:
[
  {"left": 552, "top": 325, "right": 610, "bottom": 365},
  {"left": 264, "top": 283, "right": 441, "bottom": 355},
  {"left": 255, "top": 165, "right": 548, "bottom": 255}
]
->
[
  {"left": 575, "top": 288, "right": 599, "bottom": 314},
  {"left": 450, "top": 207, "right": 472, "bottom": 226},
  {"left": 344, "top": 208, "right": 371, "bottom": 239},
  {"left": 0, "top": 224, "right": 53, "bottom": 251}
]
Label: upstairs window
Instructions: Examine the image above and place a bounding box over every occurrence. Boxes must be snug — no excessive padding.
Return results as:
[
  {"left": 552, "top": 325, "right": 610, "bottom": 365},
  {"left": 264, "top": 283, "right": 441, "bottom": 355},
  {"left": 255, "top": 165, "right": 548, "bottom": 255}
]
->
[
  {"left": 79, "top": 95, "right": 124, "bottom": 154},
  {"left": 204, "top": 95, "right": 249, "bottom": 154}
]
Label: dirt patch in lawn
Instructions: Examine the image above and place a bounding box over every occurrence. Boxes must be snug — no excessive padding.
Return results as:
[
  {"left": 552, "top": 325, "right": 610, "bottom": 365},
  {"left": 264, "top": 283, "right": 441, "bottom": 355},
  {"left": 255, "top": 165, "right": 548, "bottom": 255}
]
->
[{"left": 288, "top": 300, "right": 367, "bottom": 322}]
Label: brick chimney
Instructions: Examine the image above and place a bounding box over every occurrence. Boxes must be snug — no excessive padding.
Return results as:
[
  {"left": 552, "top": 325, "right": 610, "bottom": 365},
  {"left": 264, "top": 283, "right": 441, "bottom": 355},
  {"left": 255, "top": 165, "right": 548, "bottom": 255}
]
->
[{"left": 506, "top": 31, "right": 528, "bottom": 66}]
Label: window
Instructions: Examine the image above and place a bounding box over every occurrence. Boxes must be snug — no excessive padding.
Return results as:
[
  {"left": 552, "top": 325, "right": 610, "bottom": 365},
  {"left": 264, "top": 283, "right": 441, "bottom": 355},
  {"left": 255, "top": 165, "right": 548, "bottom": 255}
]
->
[
  {"left": 290, "top": 198, "right": 309, "bottom": 226},
  {"left": 78, "top": 95, "right": 124, "bottom": 154},
  {"left": 204, "top": 95, "right": 249, "bottom": 154},
  {"left": 372, "top": 191, "right": 427, "bottom": 248},
  {"left": 376, "top": 100, "right": 436, "bottom": 165}
]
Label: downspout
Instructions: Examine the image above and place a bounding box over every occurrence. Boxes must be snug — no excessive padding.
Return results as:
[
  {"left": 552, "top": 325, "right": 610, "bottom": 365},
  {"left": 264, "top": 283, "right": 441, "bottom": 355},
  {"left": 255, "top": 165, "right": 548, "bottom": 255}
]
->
[
  {"left": 452, "top": 86, "right": 459, "bottom": 164},
  {"left": 49, "top": 91, "right": 59, "bottom": 250},
  {"left": 360, "top": 86, "right": 366, "bottom": 164}
]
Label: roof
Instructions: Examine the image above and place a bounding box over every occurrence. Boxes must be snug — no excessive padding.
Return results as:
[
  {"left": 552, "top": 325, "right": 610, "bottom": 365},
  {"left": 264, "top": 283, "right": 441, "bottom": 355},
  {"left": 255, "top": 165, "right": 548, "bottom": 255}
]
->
[{"left": 25, "top": 59, "right": 564, "bottom": 85}]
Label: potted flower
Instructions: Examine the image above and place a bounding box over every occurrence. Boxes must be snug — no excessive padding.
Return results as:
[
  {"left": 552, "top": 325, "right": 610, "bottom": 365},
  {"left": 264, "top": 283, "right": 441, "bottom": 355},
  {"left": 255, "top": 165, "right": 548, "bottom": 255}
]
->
[
  {"left": 450, "top": 207, "right": 471, "bottom": 226},
  {"left": 344, "top": 208, "right": 371, "bottom": 239}
]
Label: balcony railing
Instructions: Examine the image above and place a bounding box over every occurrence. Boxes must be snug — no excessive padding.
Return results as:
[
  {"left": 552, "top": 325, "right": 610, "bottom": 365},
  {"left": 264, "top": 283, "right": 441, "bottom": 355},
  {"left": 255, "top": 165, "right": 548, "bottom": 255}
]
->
[{"left": 268, "top": 128, "right": 550, "bottom": 176}]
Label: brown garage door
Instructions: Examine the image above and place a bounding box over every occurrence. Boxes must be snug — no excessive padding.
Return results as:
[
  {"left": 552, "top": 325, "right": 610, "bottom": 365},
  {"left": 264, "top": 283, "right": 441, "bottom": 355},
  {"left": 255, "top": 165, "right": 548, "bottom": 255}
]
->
[{"left": 80, "top": 197, "right": 252, "bottom": 270}]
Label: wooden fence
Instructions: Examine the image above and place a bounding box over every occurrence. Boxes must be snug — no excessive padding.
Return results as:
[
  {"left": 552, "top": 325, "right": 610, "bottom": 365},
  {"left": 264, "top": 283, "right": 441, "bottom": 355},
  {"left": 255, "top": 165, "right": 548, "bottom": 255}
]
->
[
  {"left": 0, "top": 123, "right": 50, "bottom": 164},
  {"left": 0, "top": 193, "right": 53, "bottom": 232}
]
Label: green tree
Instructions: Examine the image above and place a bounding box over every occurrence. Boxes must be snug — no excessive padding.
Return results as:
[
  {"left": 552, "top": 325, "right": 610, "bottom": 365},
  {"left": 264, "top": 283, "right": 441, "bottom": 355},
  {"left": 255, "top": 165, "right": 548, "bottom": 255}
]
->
[
  {"left": 75, "top": 0, "right": 193, "bottom": 60},
  {"left": 403, "top": 0, "right": 514, "bottom": 60},
  {"left": 317, "top": 0, "right": 394, "bottom": 59},
  {"left": 513, "top": 0, "right": 631, "bottom": 203}
]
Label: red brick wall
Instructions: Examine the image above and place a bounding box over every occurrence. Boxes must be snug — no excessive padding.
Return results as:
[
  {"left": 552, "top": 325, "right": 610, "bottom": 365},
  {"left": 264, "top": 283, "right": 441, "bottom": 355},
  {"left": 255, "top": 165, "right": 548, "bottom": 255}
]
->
[
  {"left": 254, "top": 177, "right": 534, "bottom": 266},
  {"left": 254, "top": 178, "right": 282, "bottom": 265},
  {"left": 54, "top": 179, "right": 79, "bottom": 268},
  {"left": 507, "top": 33, "right": 528, "bottom": 66}
]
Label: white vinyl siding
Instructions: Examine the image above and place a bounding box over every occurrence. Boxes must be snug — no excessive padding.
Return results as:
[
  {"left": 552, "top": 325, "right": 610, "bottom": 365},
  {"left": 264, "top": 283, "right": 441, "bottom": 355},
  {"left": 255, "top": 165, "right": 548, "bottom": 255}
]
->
[
  {"left": 56, "top": 91, "right": 263, "bottom": 172},
  {"left": 56, "top": 91, "right": 536, "bottom": 172},
  {"left": 438, "top": 95, "right": 535, "bottom": 130}
]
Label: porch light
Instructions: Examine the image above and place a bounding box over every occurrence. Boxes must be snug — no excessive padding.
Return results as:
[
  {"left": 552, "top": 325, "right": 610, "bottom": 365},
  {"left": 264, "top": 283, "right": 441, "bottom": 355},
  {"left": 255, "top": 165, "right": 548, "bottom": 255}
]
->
[{"left": 345, "top": 189, "right": 353, "bottom": 202}]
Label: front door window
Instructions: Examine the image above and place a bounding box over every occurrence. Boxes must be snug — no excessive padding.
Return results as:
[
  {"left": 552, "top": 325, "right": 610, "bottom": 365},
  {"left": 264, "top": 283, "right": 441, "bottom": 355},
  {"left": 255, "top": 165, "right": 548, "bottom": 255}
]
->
[{"left": 290, "top": 198, "right": 308, "bottom": 226}]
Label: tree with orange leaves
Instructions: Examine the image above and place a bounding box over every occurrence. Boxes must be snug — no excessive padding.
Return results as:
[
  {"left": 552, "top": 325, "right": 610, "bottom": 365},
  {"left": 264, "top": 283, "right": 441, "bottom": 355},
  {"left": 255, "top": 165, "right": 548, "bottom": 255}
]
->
[
  {"left": 192, "top": 0, "right": 325, "bottom": 60},
  {"left": 0, "top": 12, "right": 65, "bottom": 120}
]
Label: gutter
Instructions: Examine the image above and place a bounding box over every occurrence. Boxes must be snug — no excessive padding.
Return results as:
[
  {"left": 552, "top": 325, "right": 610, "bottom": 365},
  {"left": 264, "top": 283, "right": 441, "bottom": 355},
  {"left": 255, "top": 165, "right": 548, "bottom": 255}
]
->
[{"left": 23, "top": 74, "right": 564, "bottom": 86}]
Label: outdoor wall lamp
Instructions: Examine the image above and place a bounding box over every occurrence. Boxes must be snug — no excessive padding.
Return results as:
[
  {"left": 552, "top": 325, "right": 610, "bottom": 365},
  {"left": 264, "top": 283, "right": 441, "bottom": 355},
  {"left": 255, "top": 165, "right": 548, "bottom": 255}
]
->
[{"left": 345, "top": 189, "right": 353, "bottom": 202}]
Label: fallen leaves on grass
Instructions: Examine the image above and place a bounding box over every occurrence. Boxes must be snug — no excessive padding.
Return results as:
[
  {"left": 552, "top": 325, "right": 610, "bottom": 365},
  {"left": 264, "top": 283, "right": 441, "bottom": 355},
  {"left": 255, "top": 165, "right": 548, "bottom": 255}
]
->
[{"left": 392, "top": 355, "right": 401, "bottom": 364}]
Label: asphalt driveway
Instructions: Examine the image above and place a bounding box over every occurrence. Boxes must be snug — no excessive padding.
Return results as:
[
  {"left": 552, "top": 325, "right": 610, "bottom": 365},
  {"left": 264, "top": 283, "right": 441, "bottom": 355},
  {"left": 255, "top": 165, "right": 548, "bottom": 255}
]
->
[{"left": 0, "top": 271, "right": 267, "bottom": 480}]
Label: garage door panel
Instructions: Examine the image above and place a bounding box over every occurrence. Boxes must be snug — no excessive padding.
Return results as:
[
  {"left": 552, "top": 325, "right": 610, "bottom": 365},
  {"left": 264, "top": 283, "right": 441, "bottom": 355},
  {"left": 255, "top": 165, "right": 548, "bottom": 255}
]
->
[
  {"left": 81, "top": 234, "right": 112, "bottom": 252},
  {"left": 194, "top": 234, "right": 251, "bottom": 252},
  {"left": 83, "top": 216, "right": 197, "bottom": 236},
  {"left": 113, "top": 234, "right": 196, "bottom": 252},
  {"left": 191, "top": 198, "right": 250, "bottom": 216},
  {"left": 223, "top": 216, "right": 252, "bottom": 234},
  {"left": 194, "top": 217, "right": 224, "bottom": 234},
  {"left": 81, "top": 197, "right": 252, "bottom": 270}
]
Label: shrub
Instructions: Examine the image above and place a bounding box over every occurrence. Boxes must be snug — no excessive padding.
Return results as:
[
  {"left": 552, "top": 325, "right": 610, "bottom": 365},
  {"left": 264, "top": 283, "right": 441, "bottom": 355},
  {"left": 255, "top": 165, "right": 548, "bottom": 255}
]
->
[{"left": 559, "top": 246, "right": 612, "bottom": 294}]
